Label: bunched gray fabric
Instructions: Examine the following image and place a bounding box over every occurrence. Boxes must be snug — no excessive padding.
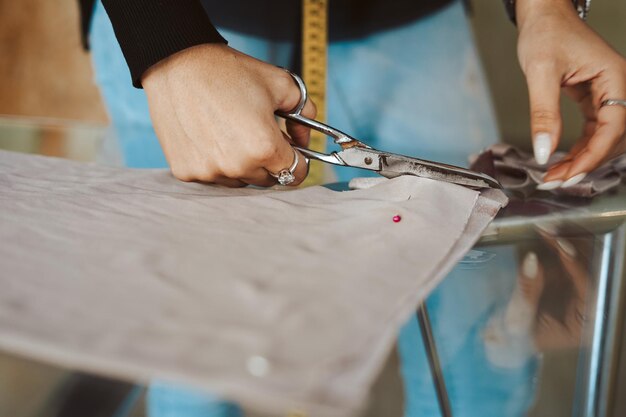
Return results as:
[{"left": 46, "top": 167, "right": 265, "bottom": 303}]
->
[
  {"left": 470, "top": 144, "right": 626, "bottom": 198},
  {"left": 0, "top": 150, "right": 507, "bottom": 416}
]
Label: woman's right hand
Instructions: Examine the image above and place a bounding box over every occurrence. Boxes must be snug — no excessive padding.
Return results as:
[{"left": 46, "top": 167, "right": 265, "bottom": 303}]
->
[{"left": 142, "top": 44, "right": 316, "bottom": 187}]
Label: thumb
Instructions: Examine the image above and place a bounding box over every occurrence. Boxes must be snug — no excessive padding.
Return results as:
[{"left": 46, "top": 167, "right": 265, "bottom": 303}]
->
[{"left": 526, "top": 68, "right": 563, "bottom": 165}]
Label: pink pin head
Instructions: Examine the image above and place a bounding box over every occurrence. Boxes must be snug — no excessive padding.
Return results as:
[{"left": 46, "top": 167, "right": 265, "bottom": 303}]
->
[{"left": 392, "top": 215, "right": 402, "bottom": 223}]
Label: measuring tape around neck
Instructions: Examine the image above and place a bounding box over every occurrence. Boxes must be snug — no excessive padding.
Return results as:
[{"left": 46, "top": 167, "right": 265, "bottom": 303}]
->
[{"left": 301, "top": 0, "right": 328, "bottom": 187}]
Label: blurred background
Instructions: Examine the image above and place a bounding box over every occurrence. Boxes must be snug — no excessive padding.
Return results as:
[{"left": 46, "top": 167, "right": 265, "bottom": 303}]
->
[{"left": 0, "top": 1, "right": 625, "bottom": 155}]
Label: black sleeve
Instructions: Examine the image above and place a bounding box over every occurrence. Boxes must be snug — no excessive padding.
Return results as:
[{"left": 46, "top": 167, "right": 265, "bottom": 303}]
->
[{"left": 101, "top": 0, "right": 227, "bottom": 88}]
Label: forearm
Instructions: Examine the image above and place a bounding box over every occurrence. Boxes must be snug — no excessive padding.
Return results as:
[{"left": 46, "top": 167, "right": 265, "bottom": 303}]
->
[{"left": 101, "top": 0, "right": 227, "bottom": 88}]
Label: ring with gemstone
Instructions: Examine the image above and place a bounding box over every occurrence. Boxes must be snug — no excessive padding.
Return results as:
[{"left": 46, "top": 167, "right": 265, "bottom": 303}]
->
[
  {"left": 269, "top": 148, "right": 299, "bottom": 186},
  {"left": 600, "top": 99, "right": 626, "bottom": 109}
]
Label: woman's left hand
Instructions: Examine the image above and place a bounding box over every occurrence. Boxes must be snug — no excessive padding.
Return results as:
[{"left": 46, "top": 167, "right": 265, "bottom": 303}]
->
[{"left": 516, "top": 0, "right": 626, "bottom": 189}]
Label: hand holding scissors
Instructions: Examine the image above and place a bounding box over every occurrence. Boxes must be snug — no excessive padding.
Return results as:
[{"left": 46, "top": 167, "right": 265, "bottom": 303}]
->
[{"left": 276, "top": 70, "right": 501, "bottom": 189}]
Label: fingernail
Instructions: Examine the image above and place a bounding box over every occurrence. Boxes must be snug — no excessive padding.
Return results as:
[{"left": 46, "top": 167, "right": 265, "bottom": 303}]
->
[
  {"left": 537, "top": 180, "right": 563, "bottom": 190},
  {"left": 522, "top": 252, "right": 539, "bottom": 279},
  {"left": 557, "top": 239, "right": 577, "bottom": 257},
  {"left": 561, "top": 172, "right": 587, "bottom": 188},
  {"left": 533, "top": 132, "right": 552, "bottom": 165}
]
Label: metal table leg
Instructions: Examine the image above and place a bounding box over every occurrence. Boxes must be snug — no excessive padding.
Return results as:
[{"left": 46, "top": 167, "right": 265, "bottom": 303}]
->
[
  {"left": 578, "top": 226, "right": 626, "bottom": 417},
  {"left": 417, "top": 302, "right": 453, "bottom": 417}
]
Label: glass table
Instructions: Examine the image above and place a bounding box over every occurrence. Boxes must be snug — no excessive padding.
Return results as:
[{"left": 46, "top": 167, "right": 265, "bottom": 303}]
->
[
  {"left": 0, "top": 116, "right": 624, "bottom": 417},
  {"left": 418, "top": 187, "right": 626, "bottom": 417}
]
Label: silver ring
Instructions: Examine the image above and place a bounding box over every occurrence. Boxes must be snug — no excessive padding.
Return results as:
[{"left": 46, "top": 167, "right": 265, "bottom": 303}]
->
[
  {"left": 601, "top": 99, "right": 626, "bottom": 108},
  {"left": 269, "top": 148, "right": 299, "bottom": 186}
]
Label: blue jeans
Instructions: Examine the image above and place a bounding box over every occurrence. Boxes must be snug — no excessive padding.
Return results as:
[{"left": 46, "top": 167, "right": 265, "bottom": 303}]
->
[{"left": 91, "top": 1, "right": 536, "bottom": 416}]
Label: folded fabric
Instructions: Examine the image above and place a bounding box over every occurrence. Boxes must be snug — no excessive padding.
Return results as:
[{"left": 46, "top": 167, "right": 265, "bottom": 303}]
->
[
  {"left": 469, "top": 144, "right": 626, "bottom": 198},
  {"left": 0, "top": 150, "right": 506, "bottom": 417}
]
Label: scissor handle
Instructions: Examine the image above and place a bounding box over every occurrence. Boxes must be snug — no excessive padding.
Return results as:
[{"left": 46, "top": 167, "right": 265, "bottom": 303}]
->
[{"left": 276, "top": 70, "right": 363, "bottom": 148}]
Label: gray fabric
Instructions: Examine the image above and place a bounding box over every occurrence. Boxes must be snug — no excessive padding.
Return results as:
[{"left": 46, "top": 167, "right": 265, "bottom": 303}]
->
[
  {"left": 470, "top": 144, "right": 626, "bottom": 198},
  {"left": 0, "top": 150, "right": 506, "bottom": 416}
]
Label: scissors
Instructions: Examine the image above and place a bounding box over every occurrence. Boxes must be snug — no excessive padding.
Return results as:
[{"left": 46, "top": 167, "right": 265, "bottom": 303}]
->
[{"left": 276, "top": 70, "right": 501, "bottom": 190}]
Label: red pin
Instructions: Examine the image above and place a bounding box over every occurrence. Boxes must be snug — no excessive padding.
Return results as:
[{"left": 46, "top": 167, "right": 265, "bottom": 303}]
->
[{"left": 393, "top": 215, "right": 402, "bottom": 223}]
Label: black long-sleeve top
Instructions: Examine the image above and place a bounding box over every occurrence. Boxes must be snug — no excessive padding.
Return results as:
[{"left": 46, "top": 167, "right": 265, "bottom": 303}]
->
[{"left": 79, "top": 0, "right": 457, "bottom": 88}]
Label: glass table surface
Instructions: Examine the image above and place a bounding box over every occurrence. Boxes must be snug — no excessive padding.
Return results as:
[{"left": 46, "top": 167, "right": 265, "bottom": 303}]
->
[
  {"left": 0, "top": 117, "right": 624, "bottom": 417},
  {"left": 443, "top": 186, "right": 626, "bottom": 417}
]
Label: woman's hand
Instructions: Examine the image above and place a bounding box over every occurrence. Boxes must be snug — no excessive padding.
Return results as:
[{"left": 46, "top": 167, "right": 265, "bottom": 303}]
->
[
  {"left": 516, "top": 0, "right": 626, "bottom": 189},
  {"left": 142, "top": 44, "right": 315, "bottom": 187}
]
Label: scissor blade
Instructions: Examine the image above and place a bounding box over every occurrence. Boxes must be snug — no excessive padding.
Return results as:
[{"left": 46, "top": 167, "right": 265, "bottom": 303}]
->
[
  {"left": 337, "top": 147, "right": 501, "bottom": 189},
  {"left": 378, "top": 152, "right": 501, "bottom": 189},
  {"left": 293, "top": 146, "right": 347, "bottom": 166}
]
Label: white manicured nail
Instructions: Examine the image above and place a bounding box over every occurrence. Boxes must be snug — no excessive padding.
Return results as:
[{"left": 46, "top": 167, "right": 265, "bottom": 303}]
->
[
  {"left": 561, "top": 172, "right": 587, "bottom": 188},
  {"left": 522, "top": 252, "right": 539, "bottom": 279},
  {"left": 537, "top": 180, "right": 563, "bottom": 190},
  {"left": 533, "top": 133, "right": 552, "bottom": 165},
  {"left": 557, "top": 239, "right": 577, "bottom": 257}
]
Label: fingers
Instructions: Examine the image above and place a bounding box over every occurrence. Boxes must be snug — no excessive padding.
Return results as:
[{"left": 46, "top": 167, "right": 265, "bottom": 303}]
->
[
  {"left": 189, "top": 145, "right": 308, "bottom": 188},
  {"left": 218, "top": 68, "right": 314, "bottom": 187},
  {"left": 214, "top": 130, "right": 308, "bottom": 187},
  {"left": 561, "top": 106, "right": 626, "bottom": 182},
  {"left": 542, "top": 106, "right": 626, "bottom": 185},
  {"left": 541, "top": 96, "right": 595, "bottom": 184},
  {"left": 561, "top": 69, "right": 626, "bottom": 182},
  {"left": 273, "top": 69, "right": 317, "bottom": 148},
  {"left": 210, "top": 177, "right": 248, "bottom": 188},
  {"left": 168, "top": 128, "right": 308, "bottom": 188},
  {"left": 541, "top": 132, "right": 591, "bottom": 183},
  {"left": 144, "top": 44, "right": 316, "bottom": 189},
  {"left": 171, "top": 123, "right": 309, "bottom": 189},
  {"left": 538, "top": 67, "right": 626, "bottom": 187},
  {"left": 261, "top": 131, "right": 309, "bottom": 187},
  {"left": 526, "top": 66, "right": 563, "bottom": 165},
  {"left": 286, "top": 99, "right": 317, "bottom": 148},
  {"left": 171, "top": 163, "right": 248, "bottom": 188}
]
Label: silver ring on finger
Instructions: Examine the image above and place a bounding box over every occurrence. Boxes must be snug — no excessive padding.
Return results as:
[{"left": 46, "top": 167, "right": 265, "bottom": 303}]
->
[
  {"left": 269, "top": 148, "right": 299, "bottom": 186},
  {"left": 600, "top": 99, "right": 626, "bottom": 109}
]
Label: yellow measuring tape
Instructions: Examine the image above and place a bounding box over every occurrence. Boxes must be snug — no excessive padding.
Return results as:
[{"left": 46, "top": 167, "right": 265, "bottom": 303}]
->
[{"left": 301, "top": 0, "right": 328, "bottom": 187}]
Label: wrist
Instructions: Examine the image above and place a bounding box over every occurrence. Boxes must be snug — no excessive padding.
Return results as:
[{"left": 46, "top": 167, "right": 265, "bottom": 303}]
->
[
  {"left": 516, "top": 0, "right": 579, "bottom": 30},
  {"left": 142, "top": 44, "right": 229, "bottom": 87}
]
